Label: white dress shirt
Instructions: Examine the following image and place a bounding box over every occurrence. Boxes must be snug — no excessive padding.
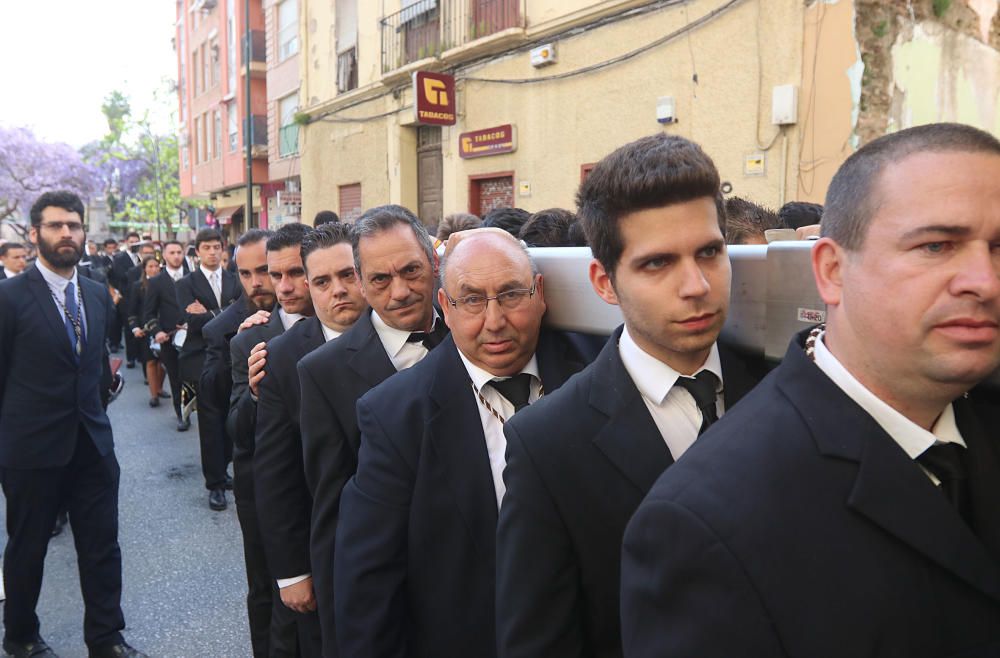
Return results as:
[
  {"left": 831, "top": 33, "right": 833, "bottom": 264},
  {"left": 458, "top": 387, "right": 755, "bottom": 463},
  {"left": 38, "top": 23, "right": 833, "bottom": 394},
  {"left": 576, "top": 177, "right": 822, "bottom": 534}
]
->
[
  {"left": 165, "top": 266, "right": 184, "bottom": 282},
  {"left": 371, "top": 309, "right": 441, "bottom": 371},
  {"left": 812, "top": 331, "right": 964, "bottom": 483},
  {"left": 457, "top": 351, "right": 541, "bottom": 510},
  {"left": 200, "top": 265, "right": 222, "bottom": 307},
  {"left": 618, "top": 326, "right": 724, "bottom": 461},
  {"left": 3, "top": 267, "right": 18, "bottom": 279},
  {"left": 320, "top": 323, "right": 343, "bottom": 342},
  {"left": 36, "top": 258, "right": 88, "bottom": 339},
  {"left": 277, "top": 308, "right": 303, "bottom": 331}
]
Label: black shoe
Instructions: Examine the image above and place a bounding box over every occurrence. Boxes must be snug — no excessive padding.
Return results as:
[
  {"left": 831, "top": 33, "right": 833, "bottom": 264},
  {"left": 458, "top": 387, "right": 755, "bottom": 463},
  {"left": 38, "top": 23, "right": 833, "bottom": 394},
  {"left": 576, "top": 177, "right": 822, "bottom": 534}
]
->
[
  {"left": 2, "top": 637, "right": 59, "bottom": 657},
  {"left": 224, "top": 474, "right": 234, "bottom": 490},
  {"left": 125, "top": 361, "right": 136, "bottom": 369},
  {"left": 88, "top": 641, "right": 148, "bottom": 658},
  {"left": 209, "top": 489, "right": 227, "bottom": 511},
  {"left": 158, "top": 391, "right": 171, "bottom": 399},
  {"left": 176, "top": 418, "right": 190, "bottom": 432},
  {"left": 51, "top": 511, "right": 68, "bottom": 538},
  {"left": 148, "top": 397, "right": 159, "bottom": 408},
  {"left": 109, "top": 345, "right": 121, "bottom": 354}
]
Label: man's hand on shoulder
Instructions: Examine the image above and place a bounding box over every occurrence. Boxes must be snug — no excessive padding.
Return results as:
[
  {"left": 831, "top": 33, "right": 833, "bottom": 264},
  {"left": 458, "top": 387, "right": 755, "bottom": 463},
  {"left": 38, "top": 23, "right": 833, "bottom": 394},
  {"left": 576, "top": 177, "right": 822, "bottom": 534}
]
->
[{"left": 238, "top": 310, "right": 270, "bottom": 334}]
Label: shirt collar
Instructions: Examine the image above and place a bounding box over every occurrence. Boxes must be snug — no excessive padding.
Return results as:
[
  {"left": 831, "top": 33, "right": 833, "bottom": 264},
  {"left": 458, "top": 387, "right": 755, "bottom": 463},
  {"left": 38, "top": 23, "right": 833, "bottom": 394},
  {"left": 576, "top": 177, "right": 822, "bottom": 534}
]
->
[
  {"left": 278, "top": 308, "right": 303, "bottom": 331},
  {"left": 320, "top": 322, "right": 343, "bottom": 342},
  {"left": 166, "top": 265, "right": 183, "bottom": 279},
  {"left": 812, "top": 330, "right": 965, "bottom": 457},
  {"left": 3, "top": 268, "right": 18, "bottom": 279},
  {"left": 456, "top": 349, "right": 540, "bottom": 392},
  {"left": 618, "top": 324, "right": 723, "bottom": 405},
  {"left": 35, "top": 258, "right": 79, "bottom": 293},
  {"left": 370, "top": 308, "right": 440, "bottom": 358},
  {"left": 200, "top": 264, "right": 220, "bottom": 280}
]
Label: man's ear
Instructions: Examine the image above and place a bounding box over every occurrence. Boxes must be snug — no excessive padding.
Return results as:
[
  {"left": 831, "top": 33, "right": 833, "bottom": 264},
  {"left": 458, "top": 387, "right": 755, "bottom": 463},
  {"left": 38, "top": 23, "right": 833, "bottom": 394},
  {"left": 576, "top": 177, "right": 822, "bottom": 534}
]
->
[
  {"left": 588, "top": 259, "right": 619, "bottom": 306},
  {"left": 438, "top": 287, "right": 451, "bottom": 327},
  {"left": 811, "top": 237, "right": 844, "bottom": 306},
  {"left": 28, "top": 226, "right": 38, "bottom": 247}
]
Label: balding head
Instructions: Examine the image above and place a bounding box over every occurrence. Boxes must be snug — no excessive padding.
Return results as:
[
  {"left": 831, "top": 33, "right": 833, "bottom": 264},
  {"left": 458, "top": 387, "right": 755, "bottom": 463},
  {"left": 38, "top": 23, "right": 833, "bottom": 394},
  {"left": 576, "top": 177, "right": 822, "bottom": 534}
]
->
[{"left": 439, "top": 232, "right": 545, "bottom": 377}]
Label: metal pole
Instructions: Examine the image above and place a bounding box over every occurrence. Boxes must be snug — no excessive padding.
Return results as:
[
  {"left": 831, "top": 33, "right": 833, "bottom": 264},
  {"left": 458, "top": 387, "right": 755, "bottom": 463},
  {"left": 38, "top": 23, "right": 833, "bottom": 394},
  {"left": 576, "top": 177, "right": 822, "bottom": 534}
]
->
[{"left": 244, "top": 0, "right": 254, "bottom": 229}]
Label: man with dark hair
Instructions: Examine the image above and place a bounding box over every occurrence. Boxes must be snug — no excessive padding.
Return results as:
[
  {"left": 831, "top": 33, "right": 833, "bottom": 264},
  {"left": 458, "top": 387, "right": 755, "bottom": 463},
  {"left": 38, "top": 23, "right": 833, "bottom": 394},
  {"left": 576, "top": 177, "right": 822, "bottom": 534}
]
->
[
  {"left": 313, "top": 210, "right": 339, "bottom": 226},
  {"left": 174, "top": 228, "right": 241, "bottom": 431},
  {"left": 0, "top": 242, "right": 28, "bottom": 279},
  {"left": 621, "top": 123, "right": 1000, "bottom": 657},
  {"left": 482, "top": 207, "right": 531, "bottom": 238},
  {"left": 143, "top": 241, "right": 189, "bottom": 426},
  {"left": 518, "top": 207, "right": 578, "bottom": 247},
  {"left": 198, "top": 230, "right": 274, "bottom": 508},
  {"left": 724, "top": 197, "right": 783, "bottom": 245},
  {"left": 496, "top": 134, "right": 766, "bottom": 658},
  {"left": 255, "top": 222, "right": 368, "bottom": 656},
  {"left": 0, "top": 191, "right": 146, "bottom": 657},
  {"left": 436, "top": 212, "right": 482, "bottom": 242},
  {"left": 778, "top": 200, "right": 824, "bottom": 229},
  {"left": 336, "top": 231, "right": 588, "bottom": 658},
  {"left": 228, "top": 223, "right": 313, "bottom": 658},
  {"left": 111, "top": 232, "right": 142, "bottom": 367},
  {"left": 297, "top": 204, "right": 446, "bottom": 656}
]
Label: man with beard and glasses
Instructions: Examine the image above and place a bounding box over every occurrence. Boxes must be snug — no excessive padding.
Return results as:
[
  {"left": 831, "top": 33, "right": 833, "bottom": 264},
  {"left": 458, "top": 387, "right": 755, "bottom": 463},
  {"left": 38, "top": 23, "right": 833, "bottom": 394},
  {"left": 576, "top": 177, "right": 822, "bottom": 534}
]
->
[
  {"left": 297, "top": 205, "right": 447, "bottom": 656},
  {"left": 254, "top": 222, "right": 369, "bottom": 656},
  {"left": 0, "top": 191, "right": 147, "bottom": 658},
  {"left": 199, "top": 230, "right": 272, "bottom": 509}
]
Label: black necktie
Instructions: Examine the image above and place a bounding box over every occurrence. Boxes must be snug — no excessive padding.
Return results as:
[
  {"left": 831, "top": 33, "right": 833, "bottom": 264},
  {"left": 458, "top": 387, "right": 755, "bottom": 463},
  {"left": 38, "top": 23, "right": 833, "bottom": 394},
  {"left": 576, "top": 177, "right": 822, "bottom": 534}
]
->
[
  {"left": 674, "top": 371, "right": 720, "bottom": 435},
  {"left": 406, "top": 320, "right": 447, "bottom": 350},
  {"left": 917, "top": 443, "right": 971, "bottom": 522},
  {"left": 489, "top": 373, "right": 534, "bottom": 412}
]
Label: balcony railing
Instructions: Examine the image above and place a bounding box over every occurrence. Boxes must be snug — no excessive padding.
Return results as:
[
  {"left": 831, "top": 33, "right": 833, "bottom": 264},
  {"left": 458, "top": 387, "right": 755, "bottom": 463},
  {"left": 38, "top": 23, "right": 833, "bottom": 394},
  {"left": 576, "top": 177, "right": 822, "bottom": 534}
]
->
[
  {"left": 241, "top": 30, "right": 266, "bottom": 65},
  {"left": 380, "top": 0, "right": 521, "bottom": 73}
]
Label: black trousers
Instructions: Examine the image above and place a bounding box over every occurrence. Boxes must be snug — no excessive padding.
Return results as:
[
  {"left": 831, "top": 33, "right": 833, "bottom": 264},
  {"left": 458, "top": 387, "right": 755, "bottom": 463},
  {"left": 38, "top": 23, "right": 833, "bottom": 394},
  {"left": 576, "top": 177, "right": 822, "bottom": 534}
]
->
[
  {"left": 197, "top": 361, "right": 232, "bottom": 491},
  {"left": 235, "top": 496, "right": 299, "bottom": 658},
  {"left": 159, "top": 342, "right": 183, "bottom": 418},
  {"left": 0, "top": 427, "right": 125, "bottom": 649},
  {"left": 107, "top": 306, "right": 123, "bottom": 349},
  {"left": 119, "top": 305, "right": 139, "bottom": 363}
]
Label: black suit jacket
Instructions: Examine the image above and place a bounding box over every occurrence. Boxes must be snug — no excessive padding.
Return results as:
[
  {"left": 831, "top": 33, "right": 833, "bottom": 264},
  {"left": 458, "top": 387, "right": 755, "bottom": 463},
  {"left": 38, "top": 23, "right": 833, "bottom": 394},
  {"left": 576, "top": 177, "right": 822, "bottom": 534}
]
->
[
  {"left": 254, "top": 316, "right": 326, "bottom": 580},
  {"left": 110, "top": 250, "right": 137, "bottom": 292},
  {"left": 198, "top": 300, "right": 254, "bottom": 460},
  {"left": 142, "top": 272, "right": 182, "bottom": 336},
  {"left": 297, "top": 309, "right": 398, "bottom": 656},
  {"left": 0, "top": 270, "right": 5, "bottom": 281},
  {"left": 175, "top": 268, "right": 241, "bottom": 361},
  {"left": 334, "top": 330, "right": 589, "bottom": 658},
  {"left": 0, "top": 266, "right": 115, "bottom": 468},
  {"left": 496, "top": 326, "right": 767, "bottom": 658},
  {"left": 620, "top": 334, "right": 1000, "bottom": 658},
  {"left": 227, "top": 307, "right": 285, "bottom": 503}
]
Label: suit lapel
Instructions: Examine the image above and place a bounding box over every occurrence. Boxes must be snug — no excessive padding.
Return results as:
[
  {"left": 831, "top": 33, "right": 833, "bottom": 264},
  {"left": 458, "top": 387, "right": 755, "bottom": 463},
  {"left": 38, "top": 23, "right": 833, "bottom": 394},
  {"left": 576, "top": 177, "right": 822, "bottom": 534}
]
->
[
  {"left": 426, "top": 338, "right": 499, "bottom": 552},
  {"left": 955, "top": 398, "right": 1000, "bottom": 563},
  {"left": 776, "top": 339, "right": 1000, "bottom": 604},
  {"left": 301, "top": 316, "right": 325, "bottom": 354},
  {"left": 191, "top": 270, "right": 218, "bottom": 310},
  {"left": 719, "top": 342, "right": 766, "bottom": 409},
  {"left": 222, "top": 270, "right": 239, "bottom": 305},
  {"left": 346, "top": 311, "right": 396, "bottom": 388},
  {"left": 535, "top": 328, "right": 586, "bottom": 392},
  {"left": 25, "top": 267, "right": 74, "bottom": 361},
  {"left": 589, "top": 328, "right": 674, "bottom": 494}
]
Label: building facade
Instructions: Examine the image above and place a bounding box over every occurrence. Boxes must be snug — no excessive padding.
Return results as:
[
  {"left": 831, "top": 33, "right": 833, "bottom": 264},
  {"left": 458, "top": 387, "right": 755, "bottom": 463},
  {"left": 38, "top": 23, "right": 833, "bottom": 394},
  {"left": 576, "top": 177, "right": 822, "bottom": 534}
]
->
[
  {"left": 263, "top": 0, "right": 303, "bottom": 227},
  {"left": 176, "top": 0, "right": 270, "bottom": 237}
]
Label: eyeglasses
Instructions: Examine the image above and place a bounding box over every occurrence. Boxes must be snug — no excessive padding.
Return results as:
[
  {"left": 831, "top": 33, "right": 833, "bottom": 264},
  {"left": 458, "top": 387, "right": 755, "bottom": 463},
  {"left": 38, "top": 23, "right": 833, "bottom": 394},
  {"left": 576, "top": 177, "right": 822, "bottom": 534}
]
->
[
  {"left": 39, "top": 221, "right": 84, "bottom": 233},
  {"left": 445, "top": 283, "right": 536, "bottom": 314}
]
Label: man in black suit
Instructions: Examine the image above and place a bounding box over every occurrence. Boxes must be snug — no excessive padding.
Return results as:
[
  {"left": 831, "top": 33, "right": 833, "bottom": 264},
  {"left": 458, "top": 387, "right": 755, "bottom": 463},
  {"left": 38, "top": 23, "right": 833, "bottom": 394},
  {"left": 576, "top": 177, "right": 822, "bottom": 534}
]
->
[
  {"left": 254, "top": 223, "right": 368, "bottom": 656},
  {"left": 0, "top": 191, "right": 146, "bottom": 658},
  {"left": 175, "top": 228, "right": 241, "bottom": 431},
  {"left": 297, "top": 205, "right": 446, "bottom": 656},
  {"left": 143, "top": 240, "right": 188, "bottom": 426},
  {"left": 335, "top": 231, "right": 589, "bottom": 658},
  {"left": 621, "top": 124, "right": 1000, "bottom": 657},
  {"left": 1, "top": 242, "right": 28, "bottom": 280},
  {"left": 228, "top": 223, "right": 313, "bottom": 658},
  {"left": 198, "top": 230, "right": 274, "bottom": 508},
  {"left": 111, "top": 232, "right": 141, "bottom": 367},
  {"left": 495, "top": 134, "right": 768, "bottom": 658}
]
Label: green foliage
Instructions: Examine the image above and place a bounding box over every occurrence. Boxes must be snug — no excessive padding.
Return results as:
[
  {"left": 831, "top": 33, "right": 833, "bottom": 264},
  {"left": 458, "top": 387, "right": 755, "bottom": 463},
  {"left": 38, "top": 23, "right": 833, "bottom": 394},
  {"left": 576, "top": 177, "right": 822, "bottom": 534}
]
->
[
  {"left": 293, "top": 112, "right": 311, "bottom": 126},
  {"left": 932, "top": 0, "right": 951, "bottom": 17}
]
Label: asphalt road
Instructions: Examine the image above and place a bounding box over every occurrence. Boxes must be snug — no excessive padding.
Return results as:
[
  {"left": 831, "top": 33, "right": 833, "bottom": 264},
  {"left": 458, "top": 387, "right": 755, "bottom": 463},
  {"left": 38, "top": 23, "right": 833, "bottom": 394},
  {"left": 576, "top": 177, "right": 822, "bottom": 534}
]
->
[{"left": 1, "top": 362, "right": 251, "bottom": 657}]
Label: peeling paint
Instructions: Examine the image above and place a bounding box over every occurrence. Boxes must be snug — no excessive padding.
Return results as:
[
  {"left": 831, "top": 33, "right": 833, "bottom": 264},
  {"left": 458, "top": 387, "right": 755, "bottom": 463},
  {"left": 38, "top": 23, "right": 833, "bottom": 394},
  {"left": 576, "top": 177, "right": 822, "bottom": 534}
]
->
[{"left": 967, "top": 0, "right": 998, "bottom": 42}]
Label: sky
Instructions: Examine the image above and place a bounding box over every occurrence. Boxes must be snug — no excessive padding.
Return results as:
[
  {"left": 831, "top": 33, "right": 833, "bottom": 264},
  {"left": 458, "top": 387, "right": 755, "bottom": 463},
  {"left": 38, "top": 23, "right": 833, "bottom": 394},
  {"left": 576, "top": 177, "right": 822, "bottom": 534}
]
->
[{"left": 0, "top": 1, "right": 178, "bottom": 148}]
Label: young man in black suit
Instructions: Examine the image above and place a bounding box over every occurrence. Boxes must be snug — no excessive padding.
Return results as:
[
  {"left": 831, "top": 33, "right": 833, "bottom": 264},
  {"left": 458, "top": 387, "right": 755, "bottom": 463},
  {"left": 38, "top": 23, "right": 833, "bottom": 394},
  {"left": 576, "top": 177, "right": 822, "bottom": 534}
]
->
[
  {"left": 143, "top": 240, "right": 188, "bottom": 424},
  {"left": 174, "top": 228, "right": 241, "bottom": 431},
  {"left": 111, "top": 232, "right": 141, "bottom": 367},
  {"left": 228, "top": 223, "right": 313, "bottom": 658},
  {"left": 254, "top": 223, "right": 368, "bottom": 657},
  {"left": 297, "top": 205, "right": 446, "bottom": 656},
  {"left": 1, "top": 242, "right": 28, "bottom": 279},
  {"left": 621, "top": 124, "right": 1000, "bottom": 657},
  {"left": 494, "top": 134, "right": 767, "bottom": 658},
  {"left": 0, "top": 192, "right": 146, "bottom": 658},
  {"left": 335, "top": 231, "right": 589, "bottom": 658}
]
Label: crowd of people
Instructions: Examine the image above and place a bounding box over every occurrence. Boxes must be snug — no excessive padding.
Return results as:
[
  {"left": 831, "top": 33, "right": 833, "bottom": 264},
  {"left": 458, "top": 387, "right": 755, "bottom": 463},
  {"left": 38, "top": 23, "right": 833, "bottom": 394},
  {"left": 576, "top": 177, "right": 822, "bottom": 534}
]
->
[{"left": 0, "top": 121, "right": 998, "bottom": 658}]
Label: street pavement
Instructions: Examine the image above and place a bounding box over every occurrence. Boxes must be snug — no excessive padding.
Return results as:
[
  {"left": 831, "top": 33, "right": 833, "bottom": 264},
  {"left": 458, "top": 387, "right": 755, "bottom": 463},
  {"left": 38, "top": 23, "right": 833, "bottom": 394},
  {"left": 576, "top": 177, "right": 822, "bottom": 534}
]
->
[{"left": 1, "top": 362, "right": 251, "bottom": 657}]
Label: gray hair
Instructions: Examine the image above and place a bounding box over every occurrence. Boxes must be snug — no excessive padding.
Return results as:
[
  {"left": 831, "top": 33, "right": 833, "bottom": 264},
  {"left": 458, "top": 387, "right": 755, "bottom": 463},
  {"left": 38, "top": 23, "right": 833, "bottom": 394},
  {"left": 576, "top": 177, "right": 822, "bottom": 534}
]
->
[
  {"left": 822, "top": 122, "right": 1000, "bottom": 251},
  {"left": 351, "top": 204, "right": 434, "bottom": 275}
]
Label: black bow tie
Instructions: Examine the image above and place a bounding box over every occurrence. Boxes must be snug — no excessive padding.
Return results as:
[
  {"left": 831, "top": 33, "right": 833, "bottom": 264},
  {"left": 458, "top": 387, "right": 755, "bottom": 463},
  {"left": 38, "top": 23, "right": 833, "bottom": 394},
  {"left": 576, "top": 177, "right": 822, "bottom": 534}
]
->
[
  {"left": 674, "top": 371, "right": 720, "bottom": 435},
  {"left": 406, "top": 320, "right": 447, "bottom": 350},
  {"left": 489, "top": 373, "right": 534, "bottom": 412}
]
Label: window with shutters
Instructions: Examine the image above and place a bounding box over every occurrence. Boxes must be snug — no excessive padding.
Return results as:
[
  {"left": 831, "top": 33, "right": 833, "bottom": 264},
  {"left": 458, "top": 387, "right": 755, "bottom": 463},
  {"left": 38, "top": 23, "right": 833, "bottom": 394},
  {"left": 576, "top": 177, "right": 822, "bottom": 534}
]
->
[
  {"left": 339, "top": 183, "right": 362, "bottom": 223},
  {"left": 278, "top": 95, "right": 299, "bottom": 157},
  {"left": 277, "top": 0, "right": 299, "bottom": 62}
]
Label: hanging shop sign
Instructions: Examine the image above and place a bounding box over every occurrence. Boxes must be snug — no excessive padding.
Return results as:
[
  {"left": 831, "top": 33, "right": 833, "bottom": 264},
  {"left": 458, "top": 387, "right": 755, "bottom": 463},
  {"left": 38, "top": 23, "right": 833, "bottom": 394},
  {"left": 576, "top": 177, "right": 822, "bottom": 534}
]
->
[{"left": 414, "top": 71, "right": 456, "bottom": 125}]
